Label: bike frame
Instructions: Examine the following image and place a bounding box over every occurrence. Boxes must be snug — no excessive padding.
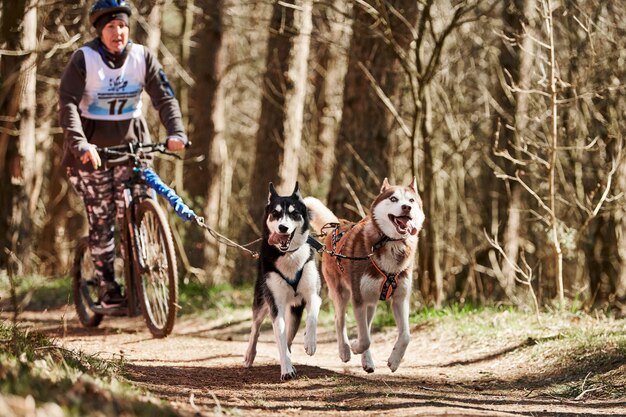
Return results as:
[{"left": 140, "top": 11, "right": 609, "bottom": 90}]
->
[
  {"left": 102, "top": 143, "right": 167, "bottom": 317},
  {"left": 120, "top": 171, "right": 148, "bottom": 317}
]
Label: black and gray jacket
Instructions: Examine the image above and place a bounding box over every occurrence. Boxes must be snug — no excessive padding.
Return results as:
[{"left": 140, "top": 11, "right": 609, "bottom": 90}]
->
[{"left": 59, "top": 38, "right": 187, "bottom": 171}]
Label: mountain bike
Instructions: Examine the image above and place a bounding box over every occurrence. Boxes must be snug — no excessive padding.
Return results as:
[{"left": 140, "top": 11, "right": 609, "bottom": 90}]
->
[{"left": 73, "top": 142, "right": 183, "bottom": 338}]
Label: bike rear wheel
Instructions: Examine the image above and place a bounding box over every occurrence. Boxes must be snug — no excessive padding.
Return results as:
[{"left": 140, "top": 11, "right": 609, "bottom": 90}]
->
[
  {"left": 72, "top": 237, "right": 103, "bottom": 327},
  {"left": 134, "top": 198, "right": 178, "bottom": 338}
]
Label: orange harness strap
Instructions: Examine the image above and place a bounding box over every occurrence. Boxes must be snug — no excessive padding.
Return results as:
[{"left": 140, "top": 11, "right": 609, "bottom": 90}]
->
[{"left": 371, "top": 258, "right": 399, "bottom": 301}]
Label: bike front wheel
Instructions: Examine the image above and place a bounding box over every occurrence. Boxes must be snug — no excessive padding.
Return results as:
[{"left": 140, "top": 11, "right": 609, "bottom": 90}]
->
[
  {"left": 72, "top": 237, "right": 104, "bottom": 328},
  {"left": 134, "top": 198, "right": 178, "bottom": 338}
]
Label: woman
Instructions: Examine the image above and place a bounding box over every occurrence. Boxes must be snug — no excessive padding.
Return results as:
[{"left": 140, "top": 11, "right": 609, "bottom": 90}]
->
[{"left": 59, "top": 0, "right": 187, "bottom": 306}]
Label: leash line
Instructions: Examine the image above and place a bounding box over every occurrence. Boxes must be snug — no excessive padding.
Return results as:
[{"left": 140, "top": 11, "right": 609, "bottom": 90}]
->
[
  {"left": 193, "top": 217, "right": 260, "bottom": 259},
  {"left": 189, "top": 219, "right": 401, "bottom": 263}
]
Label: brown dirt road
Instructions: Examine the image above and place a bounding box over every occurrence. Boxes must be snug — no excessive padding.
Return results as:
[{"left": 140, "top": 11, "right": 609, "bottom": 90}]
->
[{"left": 10, "top": 306, "right": 626, "bottom": 417}]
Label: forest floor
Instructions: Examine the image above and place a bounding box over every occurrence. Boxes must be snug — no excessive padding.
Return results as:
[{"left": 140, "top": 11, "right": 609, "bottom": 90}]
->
[{"left": 6, "top": 301, "right": 626, "bottom": 417}]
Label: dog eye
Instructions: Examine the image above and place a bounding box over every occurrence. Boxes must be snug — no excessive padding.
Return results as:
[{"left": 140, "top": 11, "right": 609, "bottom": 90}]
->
[
  {"left": 409, "top": 198, "right": 415, "bottom": 203},
  {"left": 390, "top": 196, "right": 398, "bottom": 203},
  {"left": 271, "top": 210, "right": 281, "bottom": 218}
]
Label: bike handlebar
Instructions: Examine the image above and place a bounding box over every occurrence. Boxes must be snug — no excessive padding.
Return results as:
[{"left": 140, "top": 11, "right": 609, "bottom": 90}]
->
[{"left": 98, "top": 141, "right": 192, "bottom": 162}]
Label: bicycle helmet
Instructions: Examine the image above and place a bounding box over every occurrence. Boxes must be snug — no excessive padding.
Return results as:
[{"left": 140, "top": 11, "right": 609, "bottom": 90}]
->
[{"left": 89, "top": 0, "right": 132, "bottom": 26}]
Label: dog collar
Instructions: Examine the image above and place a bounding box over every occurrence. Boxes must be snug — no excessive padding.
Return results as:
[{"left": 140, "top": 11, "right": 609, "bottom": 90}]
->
[
  {"left": 372, "top": 234, "right": 405, "bottom": 251},
  {"left": 306, "top": 235, "right": 324, "bottom": 253}
]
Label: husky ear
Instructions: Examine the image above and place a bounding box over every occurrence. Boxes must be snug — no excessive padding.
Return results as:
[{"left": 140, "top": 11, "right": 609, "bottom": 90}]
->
[
  {"left": 380, "top": 177, "right": 391, "bottom": 193},
  {"left": 292, "top": 182, "right": 302, "bottom": 199},
  {"left": 409, "top": 177, "right": 418, "bottom": 193},
  {"left": 268, "top": 182, "right": 278, "bottom": 204}
]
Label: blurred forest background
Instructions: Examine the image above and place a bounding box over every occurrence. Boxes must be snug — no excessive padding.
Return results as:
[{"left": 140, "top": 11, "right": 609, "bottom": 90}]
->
[{"left": 0, "top": 0, "right": 625, "bottom": 312}]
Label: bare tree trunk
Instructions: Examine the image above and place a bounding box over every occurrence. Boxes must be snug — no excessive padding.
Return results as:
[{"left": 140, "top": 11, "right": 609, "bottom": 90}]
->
[
  {"left": 308, "top": 0, "right": 352, "bottom": 195},
  {"left": 598, "top": 2, "right": 626, "bottom": 308},
  {"left": 503, "top": 0, "right": 536, "bottom": 301},
  {"left": 616, "top": 156, "right": 626, "bottom": 303},
  {"left": 490, "top": 0, "right": 536, "bottom": 305},
  {"left": 229, "top": 0, "right": 298, "bottom": 284},
  {"left": 186, "top": 0, "right": 228, "bottom": 283},
  {"left": 202, "top": 4, "right": 231, "bottom": 284},
  {"left": 278, "top": 0, "right": 313, "bottom": 190},
  {"left": 545, "top": 0, "right": 564, "bottom": 306},
  {"left": 174, "top": 0, "right": 193, "bottom": 197},
  {"left": 328, "top": 0, "right": 418, "bottom": 219},
  {"left": 0, "top": 0, "right": 38, "bottom": 273},
  {"left": 418, "top": 88, "right": 443, "bottom": 305},
  {"left": 412, "top": 0, "right": 474, "bottom": 307},
  {"left": 135, "top": 0, "right": 164, "bottom": 53},
  {"left": 243, "top": 0, "right": 295, "bottom": 242},
  {"left": 35, "top": 0, "right": 90, "bottom": 275},
  {"left": 179, "top": 0, "right": 194, "bottom": 129},
  {"left": 37, "top": 141, "right": 79, "bottom": 274},
  {"left": 135, "top": 0, "right": 165, "bottom": 140}
]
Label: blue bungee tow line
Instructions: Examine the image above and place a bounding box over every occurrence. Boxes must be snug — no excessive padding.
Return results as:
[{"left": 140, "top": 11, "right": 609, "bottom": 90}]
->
[
  {"left": 142, "top": 168, "right": 260, "bottom": 258},
  {"left": 143, "top": 168, "right": 198, "bottom": 222}
]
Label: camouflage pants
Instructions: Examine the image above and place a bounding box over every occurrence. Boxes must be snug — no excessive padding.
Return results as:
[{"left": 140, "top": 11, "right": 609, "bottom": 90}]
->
[{"left": 67, "top": 165, "right": 149, "bottom": 283}]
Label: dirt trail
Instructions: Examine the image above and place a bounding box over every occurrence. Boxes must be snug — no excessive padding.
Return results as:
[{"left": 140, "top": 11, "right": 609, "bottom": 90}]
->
[{"left": 10, "top": 306, "right": 626, "bottom": 417}]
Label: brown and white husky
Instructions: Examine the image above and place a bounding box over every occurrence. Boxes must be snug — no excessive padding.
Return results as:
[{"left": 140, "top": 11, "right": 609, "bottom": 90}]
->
[{"left": 304, "top": 178, "right": 424, "bottom": 373}]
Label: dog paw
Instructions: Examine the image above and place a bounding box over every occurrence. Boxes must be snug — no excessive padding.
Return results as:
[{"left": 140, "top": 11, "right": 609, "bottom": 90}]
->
[
  {"left": 339, "top": 343, "right": 351, "bottom": 362},
  {"left": 304, "top": 338, "right": 316, "bottom": 356},
  {"left": 244, "top": 351, "right": 256, "bottom": 367},
  {"left": 351, "top": 339, "right": 369, "bottom": 355},
  {"left": 387, "top": 343, "right": 408, "bottom": 372},
  {"left": 281, "top": 367, "right": 297, "bottom": 381},
  {"left": 387, "top": 356, "right": 401, "bottom": 372},
  {"left": 362, "top": 351, "right": 375, "bottom": 373},
  {"left": 304, "top": 324, "right": 317, "bottom": 356}
]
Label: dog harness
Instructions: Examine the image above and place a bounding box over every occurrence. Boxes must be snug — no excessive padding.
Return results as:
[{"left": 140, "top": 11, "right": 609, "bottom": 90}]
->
[
  {"left": 330, "top": 224, "right": 364, "bottom": 272},
  {"left": 371, "top": 259, "right": 400, "bottom": 301},
  {"left": 275, "top": 248, "right": 314, "bottom": 291},
  {"left": 328, "top": 222, "right": 402, "bottom": 260},
  {"left": 277, "top": 268, "right": 303, "bottom": 291},
  {"left": 328, "top": 222, "right": 371, "bottom": 264},
  {"left": 327, "top": 222, "right": 406, "bottom": 300}
]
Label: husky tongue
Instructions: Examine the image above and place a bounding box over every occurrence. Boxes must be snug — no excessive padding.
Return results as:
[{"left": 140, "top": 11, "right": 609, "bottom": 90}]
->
[
  {"left": 269, "top": 233, "right": 291, "bottom": 246},
  {"left": 395, "top": 216, "right": 418, "bottom": 236},
  {"left": 395, "top": 216, "right": 409, "bottom": 228}
]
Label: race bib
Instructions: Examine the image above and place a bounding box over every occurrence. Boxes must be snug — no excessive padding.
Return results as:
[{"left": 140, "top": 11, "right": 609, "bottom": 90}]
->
[{"left": 79, "top": 46, "right": 146, "bottom": 120}]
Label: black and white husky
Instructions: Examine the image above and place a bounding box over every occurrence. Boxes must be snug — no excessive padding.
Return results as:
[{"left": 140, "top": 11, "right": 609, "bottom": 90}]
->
[{"left": 244, "top": 182, "right": 322, "bottom": 381}]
